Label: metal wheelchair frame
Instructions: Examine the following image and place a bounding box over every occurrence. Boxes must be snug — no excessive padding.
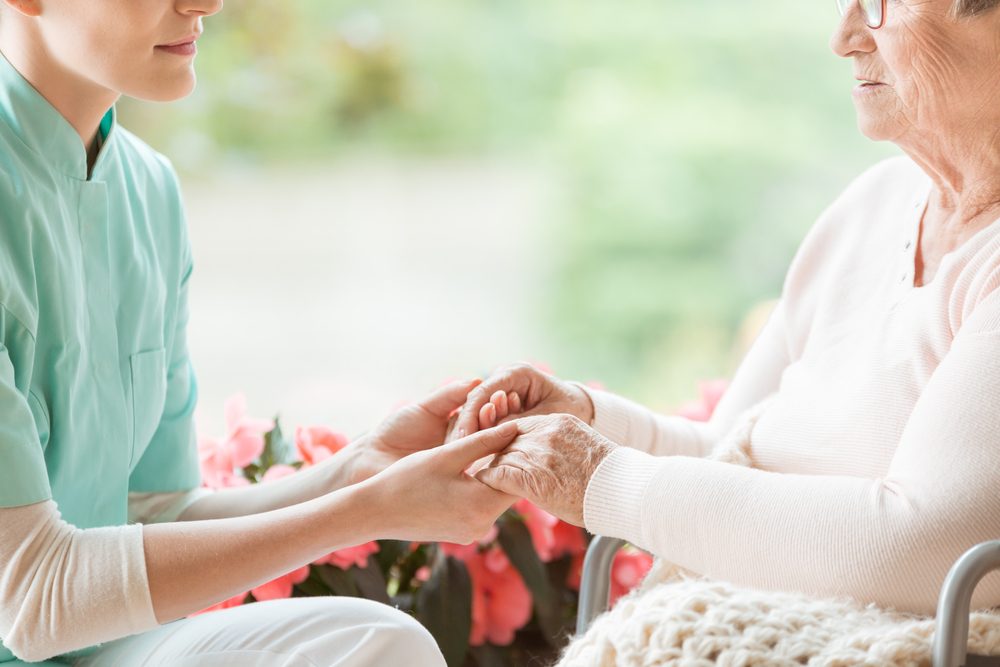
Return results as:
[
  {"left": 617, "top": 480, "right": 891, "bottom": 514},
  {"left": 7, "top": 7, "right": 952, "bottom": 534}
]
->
[{"left": 576, "top": 536, "right": 1000, "bottom": 667}]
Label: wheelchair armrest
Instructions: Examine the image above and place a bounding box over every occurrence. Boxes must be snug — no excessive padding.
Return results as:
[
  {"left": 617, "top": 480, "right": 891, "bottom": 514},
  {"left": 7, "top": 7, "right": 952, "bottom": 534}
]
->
[
  {"left": 933, "top": 540, "right": 1000, "bottom": 667},
  {"left": 576, "top": 536, "right": 627, "bottom": 635},
  {"left": 576, "top": 536, "right": 1000, "bottom": 667}
]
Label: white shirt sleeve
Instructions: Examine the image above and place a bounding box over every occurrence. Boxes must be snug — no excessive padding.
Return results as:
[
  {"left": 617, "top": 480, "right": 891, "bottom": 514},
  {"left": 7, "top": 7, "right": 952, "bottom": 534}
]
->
[
  {"left": 0, "top": 500, "right": 159, "bottom": 663},
  {"left": 580, "top": 298, "right": 792, "bottom": 458},
  {"left": 127, "top": 488, "right": 214, "bottom": 524}
]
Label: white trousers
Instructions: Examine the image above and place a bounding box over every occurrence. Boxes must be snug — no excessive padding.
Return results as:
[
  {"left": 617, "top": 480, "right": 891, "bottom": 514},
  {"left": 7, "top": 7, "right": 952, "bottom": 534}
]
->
[{"left": 73, "top": 597, "right": 446, "bottom": 667}]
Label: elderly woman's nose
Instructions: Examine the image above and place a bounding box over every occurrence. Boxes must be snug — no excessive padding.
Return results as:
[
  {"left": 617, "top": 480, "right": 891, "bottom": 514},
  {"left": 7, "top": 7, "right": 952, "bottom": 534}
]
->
[{"left": 830, "top": 5, "right": 876, "bottom": 58}]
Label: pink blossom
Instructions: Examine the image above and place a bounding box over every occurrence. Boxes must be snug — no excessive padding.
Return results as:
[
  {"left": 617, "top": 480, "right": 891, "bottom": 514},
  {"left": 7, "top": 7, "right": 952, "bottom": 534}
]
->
[
  {"left": 466, "top": 546, "right": 533, "bottom": 646},
  {"left": 314, "top": 542, "right": 380, "bottom": 570},
  {"left": 198, "top": 394, "right": 274, "bottom": 488},
  {"left": 440, "top": 525, "right": 499, "bottom": 562},
  {"left": 261, "top": 463, "right": 298, "bottom": 483},
  {"left": 566, "top": 552, "right": 584, "bottom": 591},
  {"left": 609, "top": 547, "right": 653, "bottom": 605},
  {"left": 250, "top": 566, "right": 310, "bottom": 601},
  {"left": 515, "top": 500, "right": 585, "bottom": 562},
  {"left": 191, "top": 591, "right": 247, "bottom": 616},
  {"left": 565, "top": 545, "right": 652, "bottom": 602},
  {"left": 676, "top": 379, "right": 729, "bottom": 422},
  {"left": 295, "top": 425, "right": 349, "bottom": 466}
]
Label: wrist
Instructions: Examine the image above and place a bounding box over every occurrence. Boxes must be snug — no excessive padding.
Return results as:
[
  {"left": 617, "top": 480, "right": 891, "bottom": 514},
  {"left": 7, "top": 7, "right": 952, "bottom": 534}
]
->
[
  {"left": 568, "top": 381, "right": 597, "bottom": 425},
  {"left": 311, "top": 437, "right": 367, "bottom": 491}
]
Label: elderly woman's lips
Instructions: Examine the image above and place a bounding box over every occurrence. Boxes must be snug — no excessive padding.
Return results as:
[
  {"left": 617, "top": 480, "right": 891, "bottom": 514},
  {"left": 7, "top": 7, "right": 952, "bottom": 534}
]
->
[{"left": 853, "top": 81, "right": 886, "bottom": 96}]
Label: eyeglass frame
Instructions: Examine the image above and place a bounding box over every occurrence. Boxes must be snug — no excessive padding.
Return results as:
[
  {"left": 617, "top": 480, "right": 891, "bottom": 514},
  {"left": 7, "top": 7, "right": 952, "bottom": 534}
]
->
[{"left": 836, "top": 0, "right": 887, "bottom": 29}]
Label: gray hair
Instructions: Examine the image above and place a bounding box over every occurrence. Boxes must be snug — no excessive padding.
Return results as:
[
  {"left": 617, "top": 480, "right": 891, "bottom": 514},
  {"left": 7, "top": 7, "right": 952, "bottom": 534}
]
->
[{"left": 955, "top": 0, "right": 1000, "bottom": 16}]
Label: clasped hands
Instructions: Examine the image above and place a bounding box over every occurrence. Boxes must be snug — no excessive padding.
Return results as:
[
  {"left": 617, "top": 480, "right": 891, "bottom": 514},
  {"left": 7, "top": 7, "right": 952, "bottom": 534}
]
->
[{"left": 357, "top": 364, "right": 617, "bottom": 534}]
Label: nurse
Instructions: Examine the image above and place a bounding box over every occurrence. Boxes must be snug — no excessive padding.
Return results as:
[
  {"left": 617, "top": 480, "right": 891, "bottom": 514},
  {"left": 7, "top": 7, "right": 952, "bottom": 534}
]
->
[{"left": 0, "top": 0, "right": 522, "bottom": 665}]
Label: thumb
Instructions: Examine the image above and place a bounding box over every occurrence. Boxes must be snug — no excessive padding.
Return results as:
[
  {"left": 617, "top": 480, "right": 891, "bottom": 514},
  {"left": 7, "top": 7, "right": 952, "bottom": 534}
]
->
[
  {"left": 421, "top": 378, "right": 482, "bottom": 418},
  {"left": 441, "top": 421, "right": 519, "bottom": 469},
  {"left": 474, "top": 465, "right": 523, "bottom": 497}
]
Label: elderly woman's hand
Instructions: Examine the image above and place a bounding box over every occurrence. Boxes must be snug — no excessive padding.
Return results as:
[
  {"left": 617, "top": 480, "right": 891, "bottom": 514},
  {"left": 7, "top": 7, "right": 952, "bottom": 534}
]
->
[
  {"left": 448, "top": 363, "right": 595, "bottom": 443},
  {"left": 473, "top": 414, "right": 617, "bottom": 526}
]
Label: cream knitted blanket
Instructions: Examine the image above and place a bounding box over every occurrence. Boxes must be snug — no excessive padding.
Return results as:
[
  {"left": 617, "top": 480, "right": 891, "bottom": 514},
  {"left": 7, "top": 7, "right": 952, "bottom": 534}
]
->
[{"left": 558, "top": 399, "right": 1000, "bottom": 667}]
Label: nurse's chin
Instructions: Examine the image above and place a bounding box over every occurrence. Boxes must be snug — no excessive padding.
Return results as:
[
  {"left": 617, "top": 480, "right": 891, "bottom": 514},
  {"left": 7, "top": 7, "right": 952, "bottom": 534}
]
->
[{"left": 127, "top": 73, "right": 199, "bottom": 103}]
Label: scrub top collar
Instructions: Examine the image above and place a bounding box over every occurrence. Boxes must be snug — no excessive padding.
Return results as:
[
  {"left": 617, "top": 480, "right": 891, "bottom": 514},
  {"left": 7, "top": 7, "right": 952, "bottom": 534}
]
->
[{"left": 0, "top": 50, "right": 117, "bottom": 182}]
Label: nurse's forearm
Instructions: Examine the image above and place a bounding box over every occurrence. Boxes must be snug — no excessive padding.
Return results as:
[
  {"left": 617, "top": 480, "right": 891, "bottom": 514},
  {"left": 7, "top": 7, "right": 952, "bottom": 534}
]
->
[
  {"left": 177, "top": 438, "right": 368, "bottom": 521},
  {"left": 145, "top": 479, "right": 378, "bottom": 623}
]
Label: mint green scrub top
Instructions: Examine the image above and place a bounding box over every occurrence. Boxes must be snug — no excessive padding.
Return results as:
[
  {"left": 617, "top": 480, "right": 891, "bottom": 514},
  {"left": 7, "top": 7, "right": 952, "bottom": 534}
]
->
[{"left": 0, "top": 54, "right": 202, "bottom": 664}]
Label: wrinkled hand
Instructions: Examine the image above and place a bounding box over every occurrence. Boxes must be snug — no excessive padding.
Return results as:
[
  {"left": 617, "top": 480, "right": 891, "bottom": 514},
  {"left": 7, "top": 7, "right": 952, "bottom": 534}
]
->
[
  {"left": 474, "top": 414, "right": 616, "bottom": 526},
  {"left": 366, "top": 422, "right": 521, "bottom": 544},
  {"left": 449, "top": 363, "right": 595, "bottom": 443}
]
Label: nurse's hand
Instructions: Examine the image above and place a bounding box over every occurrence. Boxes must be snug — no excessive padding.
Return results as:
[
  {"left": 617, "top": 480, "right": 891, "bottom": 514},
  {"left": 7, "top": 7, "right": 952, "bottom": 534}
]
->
[
  {"left": 363, "top": 422, "right": 521, "bottom": 544},
  {"left": 351, "top": 378, "right": 518, "bottom": 484}
]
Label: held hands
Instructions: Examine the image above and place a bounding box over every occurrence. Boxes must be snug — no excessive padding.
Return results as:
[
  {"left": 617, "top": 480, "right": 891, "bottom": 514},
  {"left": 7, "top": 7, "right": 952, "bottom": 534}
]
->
[
  {"left": 448, "top": 363, "right": 596, "bottom": 442},
  {"left": 350, "top": 378, "right": 518, "bottom": 483}
]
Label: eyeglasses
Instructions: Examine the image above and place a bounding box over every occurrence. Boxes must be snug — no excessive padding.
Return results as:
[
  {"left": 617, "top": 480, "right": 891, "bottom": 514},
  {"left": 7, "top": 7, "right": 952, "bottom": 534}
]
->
[{"left": 835, "top": 0, "right": 887, "bottom": 29}]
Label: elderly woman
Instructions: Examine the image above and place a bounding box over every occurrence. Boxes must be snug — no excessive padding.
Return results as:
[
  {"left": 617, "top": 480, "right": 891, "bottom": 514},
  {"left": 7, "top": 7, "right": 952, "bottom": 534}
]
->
[{"left": 454, "top": 0, "right": 1000, "bottom": 615}]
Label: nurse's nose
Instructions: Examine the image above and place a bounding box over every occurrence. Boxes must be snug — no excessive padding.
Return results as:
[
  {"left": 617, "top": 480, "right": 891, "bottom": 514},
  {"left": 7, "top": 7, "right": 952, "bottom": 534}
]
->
[{"left": 176, "top": 0, "right": 223, "bottom": 18}]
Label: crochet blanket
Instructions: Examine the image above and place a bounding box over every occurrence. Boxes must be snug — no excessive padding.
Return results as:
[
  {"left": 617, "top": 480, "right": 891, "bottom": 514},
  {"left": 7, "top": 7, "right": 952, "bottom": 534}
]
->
[{"left": 558, "top": 399, "right": 1000, "bottom": 666}]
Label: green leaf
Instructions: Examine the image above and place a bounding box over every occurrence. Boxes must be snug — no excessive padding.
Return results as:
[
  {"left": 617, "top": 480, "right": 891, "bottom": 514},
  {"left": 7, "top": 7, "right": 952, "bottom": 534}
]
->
[
  {"left": 415, "top": 555, "right": 472, "bottom": 667},
  {"left": 375, "top": 539, "right": 410, "bottom": 572},
  {"left": 316, "top": 564, "right": 360, "bottom": 597},
  {"left": 353, "top": 558, "right": 391, "bottom": 604},
  {"left": 470, "top": 644, "right": 514, "bottom": 667},
  {"left": 261, "top": 417, "right": 292, "bottom": 469},
  {"left": 296, "top": 569, "right": 333, "bottom": 597},
  {"left": 496, "top": 515, "right": 568, "bottom": 646}
]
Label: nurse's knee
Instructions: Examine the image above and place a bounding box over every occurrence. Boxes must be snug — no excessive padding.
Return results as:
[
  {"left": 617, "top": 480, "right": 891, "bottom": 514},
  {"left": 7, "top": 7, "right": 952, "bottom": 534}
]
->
[
  {"left": 354, "top": 599, "right": 445, "bottom": 667},
  {"left": 310, "top": 597, "right": 445, "bottom": 667}
]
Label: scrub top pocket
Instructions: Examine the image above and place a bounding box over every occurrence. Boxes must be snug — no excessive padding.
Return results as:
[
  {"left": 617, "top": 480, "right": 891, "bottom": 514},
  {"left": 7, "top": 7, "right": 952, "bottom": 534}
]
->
[{"left": 128, "top": 347, "right": 167, "bottom": 469}]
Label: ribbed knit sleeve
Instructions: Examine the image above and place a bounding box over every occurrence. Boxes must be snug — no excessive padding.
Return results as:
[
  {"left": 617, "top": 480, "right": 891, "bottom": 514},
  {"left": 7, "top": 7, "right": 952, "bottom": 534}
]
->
[
  {"left": 578, "top": 298, "right": 792, "bottom": 459},
  {"left": 584, "top": 174, "right": 1000, "bottom": 614}
]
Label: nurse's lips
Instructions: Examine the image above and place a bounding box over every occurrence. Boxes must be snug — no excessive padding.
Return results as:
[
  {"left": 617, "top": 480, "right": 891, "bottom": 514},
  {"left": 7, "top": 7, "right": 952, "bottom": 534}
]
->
[{"left": 155, "top": 36, "right": 198, "bottom": 57}]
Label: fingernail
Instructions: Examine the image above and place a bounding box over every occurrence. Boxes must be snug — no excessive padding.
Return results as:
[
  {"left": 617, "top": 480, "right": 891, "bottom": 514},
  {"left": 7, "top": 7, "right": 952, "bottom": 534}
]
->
[
  {"left": 498, "top": 421, "right": 518, "bottom": 435},
  {"left": 457, "top": 428, "right": 466, "bottom": 438}
]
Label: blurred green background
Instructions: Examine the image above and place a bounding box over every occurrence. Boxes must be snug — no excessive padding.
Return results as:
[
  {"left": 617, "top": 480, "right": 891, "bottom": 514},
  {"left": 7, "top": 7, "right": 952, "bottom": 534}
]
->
[{"left": 121, "top": 0, "right": 898, "bottom": 436}]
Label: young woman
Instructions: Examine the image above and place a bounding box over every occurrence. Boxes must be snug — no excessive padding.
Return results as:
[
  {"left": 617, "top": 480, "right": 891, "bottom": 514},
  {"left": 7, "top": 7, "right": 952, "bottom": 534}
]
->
[{"left": 0, "top": 0, "right": 522, "bottom": 664}]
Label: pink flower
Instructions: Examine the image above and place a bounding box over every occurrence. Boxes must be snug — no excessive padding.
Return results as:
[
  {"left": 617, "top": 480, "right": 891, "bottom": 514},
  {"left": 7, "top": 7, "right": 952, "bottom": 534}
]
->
[
  {"left": 314, "top": 542, "right": 380, "bottom": 570},
  {"left": 250, "top": 565, "right": 310, "bottom": 601},
  {"left": 566, "top": 552, "right": 585, "bottom": 591},
  {"left": 198, "top": 394, "right": 274, "bottom": 488},
  {"left": 440, "top": 525, "right": 499, "bottom": 562},
  {"left": 676, "top": 379, "right": 729, "bottom": 422},
  {"left": 191, "top": 591, "right": 248, "bottom": 616},
  {"left": 565, "top": 545, "right": 653, "bottom": 602},
  {"left": 609, "top": 547, "right": 653, "bottom": 605},
  {"left": 261, "top": 463, "right": 298, "bottom": 483},
  {"left": 515, "top": 499, "right": 585, "bottom": 562},
  {"left": 466, "top": 546, "right": 533, "bottom": 646},
  {"left": 295, "top": 425, "right": 349, "bottom": 466}
]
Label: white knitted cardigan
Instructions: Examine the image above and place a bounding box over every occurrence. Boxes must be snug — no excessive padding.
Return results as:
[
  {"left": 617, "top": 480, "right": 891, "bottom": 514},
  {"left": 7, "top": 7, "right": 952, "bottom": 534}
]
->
[{"left": 558, "top": 400, "right": 1000, "bottom": 667}]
